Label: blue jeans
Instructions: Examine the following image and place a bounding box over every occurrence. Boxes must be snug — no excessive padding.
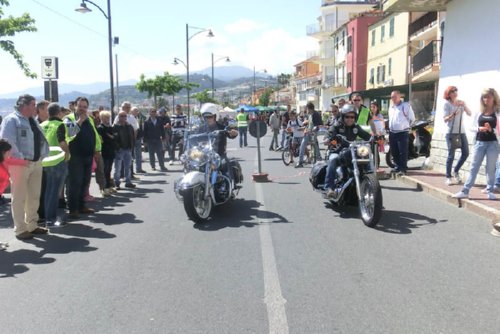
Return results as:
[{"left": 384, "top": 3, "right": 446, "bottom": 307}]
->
[
  {"left": 114, "top": 149, "right": 132, "bottom": 186},
  {"left": 280, "top": 128, "right": 287, "bottom": 148},
  {"left": 462, "top": 140, "right": 499, "bottom": 194},
  {"left": 389, "top": 131, "right": 409, "bottom": 172},
  {"left": 238, "top": 127, "right": 248, "bottom": 147},
  {"left": 445, "top": 133, "right": 469, "bottom": 178},
  {"left": 134, "top": 139, "right": 143, "bottom": 171},
  {"left": 298, "top": 133, "right": 310, "bottom": 164},
  {"left": 324, "top": 153, "right": 339, "bottom": 189},
  {"left": 495, "top": 157, "right": 500, "bottom": 187},
  {"left": 44, "top": 161, "right": 67, "bottom": 221}
]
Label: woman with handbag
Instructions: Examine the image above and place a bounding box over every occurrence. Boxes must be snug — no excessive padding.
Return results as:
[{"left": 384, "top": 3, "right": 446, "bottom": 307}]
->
[
  {"left": 454, "top": 88, "right": 500, "bottom": 200},
  {"left": 443, "top": 86, "right": 472, "bottom": 185}
]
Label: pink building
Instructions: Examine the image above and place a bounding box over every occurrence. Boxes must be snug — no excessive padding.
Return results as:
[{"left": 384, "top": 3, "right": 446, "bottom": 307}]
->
[{"left": 346, "top": 13, "right": 383, "bottom": 93}]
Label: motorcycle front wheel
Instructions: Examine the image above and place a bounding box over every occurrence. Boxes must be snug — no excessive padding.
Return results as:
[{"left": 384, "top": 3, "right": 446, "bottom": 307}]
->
[
  {"left": 358, "top": 174, "right": 383, "bottom": 228},
  {"left": 183, "top": 185, "right": 212, "bottom": 223},
  {"left": 282, "top": 148, "right": 293, "bottom": 166}
]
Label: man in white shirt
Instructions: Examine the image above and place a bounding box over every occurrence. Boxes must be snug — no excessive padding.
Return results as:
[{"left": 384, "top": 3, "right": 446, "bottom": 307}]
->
[{"left": 388, "top": 90, "right": 415, "bottom": 175}]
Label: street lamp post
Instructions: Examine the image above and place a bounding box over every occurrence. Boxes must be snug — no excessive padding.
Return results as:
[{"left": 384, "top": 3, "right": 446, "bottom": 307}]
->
[
  {"left": 253, "top": 66, "right": 267, "bottom": 105},
  {"left": 211, "top": 53, "right": 230, "bottom": 100},
  {"left": 75, "top": 0, "right": 114, "bottom": 115},
  {"left": 186, "top": 23, "right": 214, "bottom": 123}
]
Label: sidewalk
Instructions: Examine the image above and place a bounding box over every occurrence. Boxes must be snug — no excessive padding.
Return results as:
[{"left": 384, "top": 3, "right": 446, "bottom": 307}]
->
[{"left": 383, "top": 168, "right": 500, "bottom": 224}]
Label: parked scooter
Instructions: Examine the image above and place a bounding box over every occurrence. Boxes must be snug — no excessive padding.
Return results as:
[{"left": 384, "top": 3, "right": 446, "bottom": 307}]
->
[{"left": 385, "top": 119, "right": 433, "bottom": 168}]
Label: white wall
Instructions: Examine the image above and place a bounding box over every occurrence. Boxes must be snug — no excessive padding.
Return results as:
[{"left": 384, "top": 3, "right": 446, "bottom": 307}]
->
[
  {"left": 434, "top": 0, "right": 500, "bottom": 135},
  {"left": 431, "top": 0, "right": 500, "bottom": 180}
]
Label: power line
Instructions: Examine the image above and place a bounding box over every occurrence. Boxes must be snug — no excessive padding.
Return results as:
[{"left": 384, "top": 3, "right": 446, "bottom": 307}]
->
[{"left": 29, "top": 0, "right": 150, "bottom": 58}]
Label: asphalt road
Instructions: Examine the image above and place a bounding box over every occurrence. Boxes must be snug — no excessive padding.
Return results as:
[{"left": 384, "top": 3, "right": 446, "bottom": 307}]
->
[{"left": 1, "top": 131, "right": 499, "bottom": 334}]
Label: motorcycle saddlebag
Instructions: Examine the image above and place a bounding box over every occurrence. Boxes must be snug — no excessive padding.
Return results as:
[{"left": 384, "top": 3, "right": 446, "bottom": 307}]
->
[
  {"left": 230, "top": 159, "right": 243, "bottom": 184},
  {"left": 309, "top": 161, "right": 327, "bottom": 189}
]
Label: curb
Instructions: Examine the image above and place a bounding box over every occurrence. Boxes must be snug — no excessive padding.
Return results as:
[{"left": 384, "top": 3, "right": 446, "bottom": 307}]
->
[{"left": 396, "top": 174, "right": 500, "bottom": 224}]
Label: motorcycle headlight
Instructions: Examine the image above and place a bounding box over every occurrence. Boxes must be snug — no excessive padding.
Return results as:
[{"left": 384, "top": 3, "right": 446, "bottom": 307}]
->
[
  {"left": 186, "top": 147, "right": 206, "bottom": 168},
  {"left": 357, "top": 144, "right": 371, "bottom": 158}
]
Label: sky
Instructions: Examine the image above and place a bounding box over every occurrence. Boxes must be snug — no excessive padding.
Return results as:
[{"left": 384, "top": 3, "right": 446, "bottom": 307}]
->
[{"left": 0, "top": 0, "right": 320, "bottom": 96}]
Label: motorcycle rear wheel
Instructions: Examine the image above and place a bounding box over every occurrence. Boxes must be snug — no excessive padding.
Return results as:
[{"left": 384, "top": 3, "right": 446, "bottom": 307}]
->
[
  {"left": 183, "top": 185, "right": 212, "bottom": 223},
  {"left": 359, "top": 174, "right": 383, "bottom": 228},
  {"left": 282, "top": 148, "right": 293, "bottom": 166}
]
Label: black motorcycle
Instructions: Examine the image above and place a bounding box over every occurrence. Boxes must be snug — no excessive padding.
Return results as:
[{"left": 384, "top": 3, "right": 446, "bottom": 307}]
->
[
  {"left": 385, "top": 120, "right": 433, "bottom": 168},
  {"left": 310, "top": 136, "right": 383, "bottom": 227}
]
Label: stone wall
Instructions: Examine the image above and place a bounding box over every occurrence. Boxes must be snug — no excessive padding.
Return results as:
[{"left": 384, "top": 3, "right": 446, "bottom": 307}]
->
[{"left": 430, "top": 133, "right": 487, "bottom": 185}]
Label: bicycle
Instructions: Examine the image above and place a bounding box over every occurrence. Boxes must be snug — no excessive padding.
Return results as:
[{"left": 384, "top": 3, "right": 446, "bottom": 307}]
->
[{"left": 282, "top": 131, "right": 311, "bottom": 166}]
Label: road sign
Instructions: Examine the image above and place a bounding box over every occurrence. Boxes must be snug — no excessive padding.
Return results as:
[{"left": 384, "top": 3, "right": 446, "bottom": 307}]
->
[
  {"left": 249, "top": 120, "right": 267, "bottom": 138},
  {"left": 41, "top": 56, "right": 59, "bottom": 79}
]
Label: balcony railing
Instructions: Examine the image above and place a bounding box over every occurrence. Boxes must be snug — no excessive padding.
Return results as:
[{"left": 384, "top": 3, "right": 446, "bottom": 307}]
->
[
  {"left": 306, "top": 22, "right": 339, "bottom": 36},
  {"left": 412, "top": 40, "right": 441, "bottom": 75},
  {"left": 409, "top": 12, "right": 438, "bottom": 37},
  {"left": 322, "top": 0, "right": 379, "bottom": 7}
]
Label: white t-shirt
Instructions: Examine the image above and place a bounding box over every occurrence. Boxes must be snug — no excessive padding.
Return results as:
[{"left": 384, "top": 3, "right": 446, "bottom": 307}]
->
[{"left": 288, "top": 118, "right": 304, "bottom": 138}]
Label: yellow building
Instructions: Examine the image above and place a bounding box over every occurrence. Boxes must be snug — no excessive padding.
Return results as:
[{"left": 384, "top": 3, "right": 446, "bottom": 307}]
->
[{"left": 366, "top": 12, "right": 409, "bottom": 90}]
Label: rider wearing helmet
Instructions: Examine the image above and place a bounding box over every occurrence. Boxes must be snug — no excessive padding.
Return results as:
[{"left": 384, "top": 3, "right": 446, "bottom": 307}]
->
[
  {"left": 323, "top": 103, "right": 371, "bottom": 197},
  {"left": 199, "top": 103, "right": 238, "bottom": 157}
]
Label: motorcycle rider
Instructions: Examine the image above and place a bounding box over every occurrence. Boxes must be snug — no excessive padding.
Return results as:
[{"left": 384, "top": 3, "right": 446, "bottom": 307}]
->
[
  {"left": 323, "top": 104, "right": 371, "bottom": 198},
  {"left": 198, "top": 103, "right": 238, "bottom": 154},
  {"left": 169, "top": 104, "right": 187, "bottom": 165}
]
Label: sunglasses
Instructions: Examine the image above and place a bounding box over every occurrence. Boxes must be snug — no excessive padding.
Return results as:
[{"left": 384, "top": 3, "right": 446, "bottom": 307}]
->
[
  {"left": 344, "top": 115, "right": 356, "bottom": 119},
  {"left": 353, "top": 99, "right": 361, "bottom": 102},
  {"left": 450, "top": 89, "right": 457, "bottom": 93}
]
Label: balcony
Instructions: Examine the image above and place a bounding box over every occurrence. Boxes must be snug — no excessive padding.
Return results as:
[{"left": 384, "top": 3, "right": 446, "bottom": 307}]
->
[
  {"left": 306, "top": 22, "right": 338, "bottom": 39},
  {"left": 383, "top": 0, "right": 449, "bottom": 12},
  {"left": 409, "top": 12, "right": 438, "bottom": 41},
  {"left": 322, "top": 0, "right": 380, "bottom": 7},
  {"left": 412, "top": 40, "right": 441, "bottom": 82}
]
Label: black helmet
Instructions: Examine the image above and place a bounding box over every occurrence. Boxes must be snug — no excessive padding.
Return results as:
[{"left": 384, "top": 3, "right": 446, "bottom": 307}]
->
[{"left": 340, "top": 104, "right": 357, "bottom": 117}]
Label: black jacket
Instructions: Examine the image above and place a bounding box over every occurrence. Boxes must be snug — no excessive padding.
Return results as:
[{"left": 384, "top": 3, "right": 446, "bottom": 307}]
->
[
  {"left": 143, "top": 117, "right": 165, "bottom": 142},
  {"left": 326, "top": 123, "right": 371, "bottom": 153}
]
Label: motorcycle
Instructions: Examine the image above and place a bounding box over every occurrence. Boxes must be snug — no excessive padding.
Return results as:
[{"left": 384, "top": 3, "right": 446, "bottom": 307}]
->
[
  {"left": 385, "top": 119, "right": 433, "bottom": 168},
  {"left": 309, "top": 136, "right": 383, "bottom": 227},
  {"left": 174, "top": 128, "right": 243, "bottom": 223}
]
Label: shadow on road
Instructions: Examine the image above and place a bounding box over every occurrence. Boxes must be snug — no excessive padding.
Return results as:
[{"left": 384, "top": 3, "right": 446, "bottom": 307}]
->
[
  {"left": 194, "top": 198, "right": 291, "bottom": 231},
  {"left": 381, "top": 184, "right": 423, "bottom": 192},
  {"left": 375, "top": 210, "right": 446, "bottom": 234},
  {"left": 0, "top": 249, "right": 55, "bottom": 278}
]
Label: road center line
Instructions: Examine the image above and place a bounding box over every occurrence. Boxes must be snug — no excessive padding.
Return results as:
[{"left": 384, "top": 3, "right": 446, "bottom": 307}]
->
[{"left": 255, "top": 181, "right": 289, "bottom": 334}]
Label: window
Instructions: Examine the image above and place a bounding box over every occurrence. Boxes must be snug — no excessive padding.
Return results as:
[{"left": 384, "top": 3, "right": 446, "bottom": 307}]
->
[
  {"left": 347, "top": 36, "right": 352, "bottom": 53},
  {"left": 335, "top": 36, "right": 339, "bottom": 49},
  {"left": 376, "top": 66, "right": 381, "bottom": 83},
  {"left": 341, "top": 30, "right": 345, "bottom": 46},
  {"left": 381, "top": 25, "right": 385, "bottom": 42},
  {"left": 389, "top": 17, "right": 395, "bottom": 37},
  {"left": 369, "top": 68, "right": 374, "bottom": 84},
  {"left": 376, "top": 65, "right": 386, "bottom": 83},
  {"left": 371, "top": 30, "right": 376, "bottom": 46},
  {"left": 388, "top": 58, "right": 392, "bottom": 76},
  {"left": 347, "top": 72, "right": 352, "bottom": 88}
]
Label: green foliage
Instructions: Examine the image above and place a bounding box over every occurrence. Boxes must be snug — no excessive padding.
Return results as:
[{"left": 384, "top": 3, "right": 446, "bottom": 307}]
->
[
  {"left": 277, "top": 73, "right": 291, "bottom": 87},
  {"left": 192, "top": 89, "right": 216, "bottom": 106},
  {"left": 136, "top": 72, "right": 187, "bottom": 107},
  {"left": 259, "top": 88, "right": 274, "bottom": 106},
  {"left": 0, "top": 0, "right": 37, "bottom": 78}
]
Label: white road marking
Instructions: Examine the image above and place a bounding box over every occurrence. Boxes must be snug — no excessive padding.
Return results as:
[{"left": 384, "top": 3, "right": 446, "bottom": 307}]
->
[{"left": 255, "top": 182, "right": 289, "bottom": 334}]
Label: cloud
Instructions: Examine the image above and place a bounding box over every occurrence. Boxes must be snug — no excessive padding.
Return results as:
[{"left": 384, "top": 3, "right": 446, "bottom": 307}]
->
[{"left": 224, "top": 19, "right": 267, "bottom": 34}]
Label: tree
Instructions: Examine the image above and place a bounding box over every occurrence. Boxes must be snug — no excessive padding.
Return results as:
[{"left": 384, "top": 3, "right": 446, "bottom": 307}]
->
[
  {"left": 277, "top": 73, "right": 291, "bottom": 87},
  {"left": 192, "top": 89, "right": 216, "bottom": 107},
  {"left": 136, "top": 72, "right": 187, "bottom": 107},
  {"left": 0, "top": 0, "right": 37, "bottom": 78},
  {"left": 259, "top": 88, "right": 273, "bottom": 106}
]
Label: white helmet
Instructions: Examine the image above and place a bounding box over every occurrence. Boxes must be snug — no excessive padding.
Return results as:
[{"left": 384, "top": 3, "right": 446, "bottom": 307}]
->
[{"left": 200, "top": 103, "right": 218, "bottom": 118}]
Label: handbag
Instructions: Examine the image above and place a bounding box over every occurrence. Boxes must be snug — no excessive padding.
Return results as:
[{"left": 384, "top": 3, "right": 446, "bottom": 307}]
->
[{"left": 449, "top": 108, "right": 462, "bottom": 150}]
